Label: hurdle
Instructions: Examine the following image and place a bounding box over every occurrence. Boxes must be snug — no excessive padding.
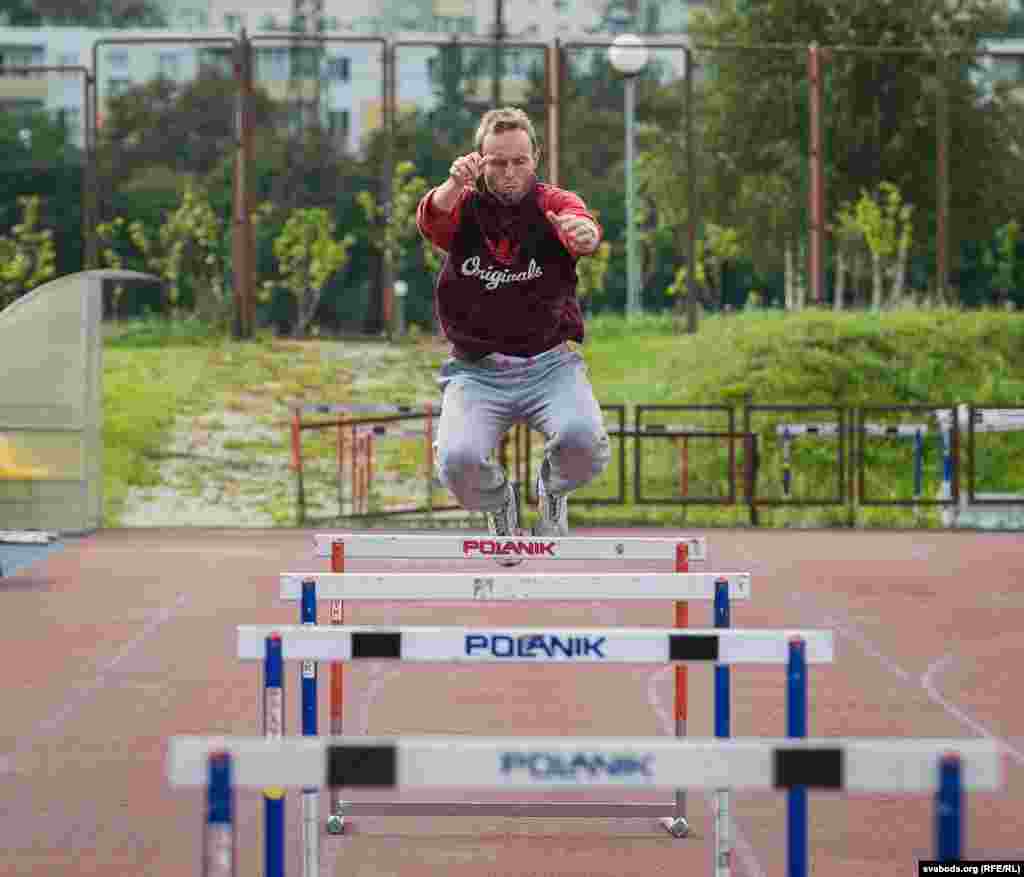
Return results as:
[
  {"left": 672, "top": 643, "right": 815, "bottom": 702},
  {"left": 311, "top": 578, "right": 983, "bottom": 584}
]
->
[
  {"left": 170, "top": 735, "right": 1004, "bottom": 877},
  {"left": 775, "top": 423, "right": 842, "bottom": 499},
  {"left": 295, "top": 532, "right": 713, "bottom": 838},
  {"left": 247, "top": 613, "right": 825, "bottom": 875},
  {"left": 237, "top": 624, "right": 833, "bottom": 665},
  {"left": 937, "top": 405, "right": 1024, "bottom": 527},
  {"left": 258, "top": 573, "right": 806, "bottom": 877}
]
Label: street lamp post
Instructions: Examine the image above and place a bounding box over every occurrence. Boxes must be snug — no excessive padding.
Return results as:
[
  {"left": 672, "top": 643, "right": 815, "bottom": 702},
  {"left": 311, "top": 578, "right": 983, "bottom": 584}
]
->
[{"left": 608, "top": 34, "right": 649, "bottom": 320}]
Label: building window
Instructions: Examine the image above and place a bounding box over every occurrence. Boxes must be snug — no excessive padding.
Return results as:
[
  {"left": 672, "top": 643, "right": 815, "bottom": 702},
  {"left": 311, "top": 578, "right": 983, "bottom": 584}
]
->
[
  {"left": 328, "top": 109, "right": 349, "bottom": 139},
  {"left": 108, "top": 50, "right": 130, "bottom": 70},
  {"left": 107, "top": 77, "right": 131, "bottom": 97},
  {"left": 258, "top": 47, "right": 289, "bottom": 80},
  {"left": 225, "top": 13, "right": 242, "bottom": 32},
  {"left": 158, "top": 51, "right": 180, "bottom": 79},
  {"left": 291, "top": 47, "right": 320, "bottom": 77},
  {"left": 198, "top": 47, "right": 233, "bottom": 76},
  {"left": 61, "top": 106, "right": 82, "bottom": 138},
  {"left": 326, "top": 56, "right": 350, "bottom": 82},
  {"left": 0, "top": 46, "right": 44, "bottom": 70}
]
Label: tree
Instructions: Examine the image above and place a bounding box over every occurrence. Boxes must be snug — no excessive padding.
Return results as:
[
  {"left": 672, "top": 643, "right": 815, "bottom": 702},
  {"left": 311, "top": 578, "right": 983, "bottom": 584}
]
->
[
  {"left": 98, "top": 182, "right": 231, "bottom": 324},
  {"left": 261, "top": 207, "right": 354, "bottom": 337},
  {"left": 0, "top": 196, "right": 57, "bottom": 309},
  {"left": 0, "top": 105, "right": 86, "bottom": 278},
  {"left": 850, "top": 182, "right": 914, "bottom": 310},
  {"left": 687, "top": 0, "right": 1021, "bottom": 304},
  {"left": 575, "top": 241, "right": 612, "bottom": 314},
  {"left": 831, "top": 199, "right": 866, "bottom": 311},
  {"left": 97, "top": 70, "right": 277, "bottom": 190},
  {"left": 664, "top": 222, "right": 742, "bottom": 312},
  {"left": 427, "top": 42, "right": 494, "bottom": 146},
  {"left": 982, "top": 220, "right": 1021, "bottom": 308},
  {"left": 357, "top": 160, "right": 431, "bottom": 336}
]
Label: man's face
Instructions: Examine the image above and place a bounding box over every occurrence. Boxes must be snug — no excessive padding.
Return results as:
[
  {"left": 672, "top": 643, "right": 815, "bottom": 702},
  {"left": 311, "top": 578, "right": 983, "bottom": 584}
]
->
[{"left": 480, "top": 128, "right": 537, "bottom": 205}]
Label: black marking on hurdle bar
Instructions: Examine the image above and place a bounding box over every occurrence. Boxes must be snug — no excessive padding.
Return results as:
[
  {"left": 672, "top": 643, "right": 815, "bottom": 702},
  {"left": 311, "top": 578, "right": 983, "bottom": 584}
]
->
[
  {"left": 857, "top": 405, "right": 959, "bottom": 507},
  {"left": 352, "top": 632, "right": 402, "bottom": 659},
  {"left": 669, "top": 633, "right": 719, "bottom": 661},
  {"left": 327, "top": 744, "right": 398, "bottom": 787},
  {"left": 773, "top": 747, "right": 844, "bottom": 789}
]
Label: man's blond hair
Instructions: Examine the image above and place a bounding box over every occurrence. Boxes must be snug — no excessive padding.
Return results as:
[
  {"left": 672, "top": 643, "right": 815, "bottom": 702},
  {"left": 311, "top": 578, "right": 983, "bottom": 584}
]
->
[{"left": 474, "top": 107, "right": 540, "bottom": 156}]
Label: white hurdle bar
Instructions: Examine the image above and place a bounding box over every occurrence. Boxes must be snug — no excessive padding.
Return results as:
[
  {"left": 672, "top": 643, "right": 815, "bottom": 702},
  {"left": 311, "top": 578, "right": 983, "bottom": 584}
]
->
[
  {"left": 171, "top": 736, "right": 1002, "bottom": 877},
  {"left": 294, "top": 533, "right": 717, "bottom": 839},
  {"left": 238, "top": 625, "right": 833, "bottom": 664},
  {"left": 279, "top": 571, "right": 750, "bottom": 602},
  {"left": 170, "top": 735, "right": 1003, "bottom": 793},
  {"left": 312, "top": 533, "right": 708, "bottom": 562}
]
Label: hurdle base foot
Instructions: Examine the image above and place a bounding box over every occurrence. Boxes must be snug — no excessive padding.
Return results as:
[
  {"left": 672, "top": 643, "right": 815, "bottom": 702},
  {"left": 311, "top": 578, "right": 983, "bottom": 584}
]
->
[
  {"left": 325, "top": 812, "right": 346, "bottom": 835},
  {"left": 659, "top": 816, "right": 690, "bottom": 838}
]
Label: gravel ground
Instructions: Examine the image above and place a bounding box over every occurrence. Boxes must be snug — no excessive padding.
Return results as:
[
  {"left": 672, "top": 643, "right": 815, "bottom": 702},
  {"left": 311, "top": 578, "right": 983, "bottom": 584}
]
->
[
  {"left": 116, "top": 340, "right": 484, "bottom": 528},
  {"left": 117, "top": 408, "right": 293, "bottom": 527}
]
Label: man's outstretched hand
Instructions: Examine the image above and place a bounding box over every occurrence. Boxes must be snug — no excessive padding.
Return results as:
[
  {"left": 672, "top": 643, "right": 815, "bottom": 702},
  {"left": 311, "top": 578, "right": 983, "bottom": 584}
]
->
[{"left": 546, "top": 210, "right": 600, "bottom": 256}]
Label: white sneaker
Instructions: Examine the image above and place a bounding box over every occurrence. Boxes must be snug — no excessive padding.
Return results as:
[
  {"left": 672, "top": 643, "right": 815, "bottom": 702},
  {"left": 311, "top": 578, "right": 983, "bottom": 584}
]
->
[
  {"left": 486, "top": 481, "right": 524, "bottom": 566},
  {"left": 534, "top": 472, "right": 568, "bottom": 537}
]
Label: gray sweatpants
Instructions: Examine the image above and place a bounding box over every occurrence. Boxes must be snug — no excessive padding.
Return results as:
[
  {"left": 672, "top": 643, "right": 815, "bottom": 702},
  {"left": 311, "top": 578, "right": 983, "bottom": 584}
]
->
[{"left": 434, "top": 343, "right": 612, "bottom": 513}]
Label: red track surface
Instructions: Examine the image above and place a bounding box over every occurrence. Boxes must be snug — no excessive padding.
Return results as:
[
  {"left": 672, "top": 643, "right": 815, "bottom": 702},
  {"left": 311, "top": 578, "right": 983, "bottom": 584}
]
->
[{"left": 2, "top": 527, "right": 1022, "bottom": 876}]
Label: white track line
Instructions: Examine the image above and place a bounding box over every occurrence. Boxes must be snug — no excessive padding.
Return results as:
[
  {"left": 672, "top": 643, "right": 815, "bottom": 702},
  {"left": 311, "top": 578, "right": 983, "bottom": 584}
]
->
[
  {"left": 816, "top": 607, "right": 1024, "bottom": 768},
  {"left": 0, "top": 593, "right": 188, "bottom": 776},
  {"left": 921, "top": 653, "right": 955, "bottom": 694},
  {"left": 646, "top": 665, "right": 768, "bottom": 877}
]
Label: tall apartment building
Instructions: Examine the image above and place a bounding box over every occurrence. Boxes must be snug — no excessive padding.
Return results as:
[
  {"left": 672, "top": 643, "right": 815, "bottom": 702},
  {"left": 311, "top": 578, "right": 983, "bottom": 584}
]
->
[{"left": 2, "top": 0, "right": 1021, "bottom": 157}]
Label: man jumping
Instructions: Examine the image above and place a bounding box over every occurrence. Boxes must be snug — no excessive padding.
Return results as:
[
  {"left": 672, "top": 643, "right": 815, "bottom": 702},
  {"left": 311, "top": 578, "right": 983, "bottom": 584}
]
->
[{"left": 416, "top": 107, "right": 611, "bottom": 562}]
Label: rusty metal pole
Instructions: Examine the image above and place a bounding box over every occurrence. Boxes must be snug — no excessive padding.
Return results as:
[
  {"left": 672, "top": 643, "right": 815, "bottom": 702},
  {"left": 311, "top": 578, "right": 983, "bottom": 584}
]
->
[
  {"left": 232, "top": 32, "right": 256, "bottom": 339},
  {"left": 936, "top": 51, "right": 949, "bottom": 302},
  {"left": 685, "top": 48, "right": 699, "bottom": 334},
  {"left": 492, "top": 0, "right": 504, "bottom": 107},
  {"left": 808, "top": 43, "right": 825, "bottom": 306},
  {"left": 379, "top": 40, "right": 395, "bottom": 339},
  {"left": 242, "top": 34, "right": 257, "bottom": 338}
]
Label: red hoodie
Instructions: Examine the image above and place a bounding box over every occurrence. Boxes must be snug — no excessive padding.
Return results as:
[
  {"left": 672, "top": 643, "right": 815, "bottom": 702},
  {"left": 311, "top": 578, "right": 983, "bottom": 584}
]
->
[{"left": 416, "top": 179, "right": 602, "bottom": 360}]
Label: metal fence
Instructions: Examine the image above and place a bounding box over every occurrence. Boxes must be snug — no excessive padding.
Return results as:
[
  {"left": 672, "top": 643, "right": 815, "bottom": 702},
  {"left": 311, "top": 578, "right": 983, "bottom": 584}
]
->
[{"left": 286, "top": 401, "right": 1023, "bottom": 525}]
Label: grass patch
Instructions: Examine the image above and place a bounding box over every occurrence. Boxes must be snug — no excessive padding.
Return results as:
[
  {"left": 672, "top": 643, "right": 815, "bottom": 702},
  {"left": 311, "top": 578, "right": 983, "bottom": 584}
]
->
[
  {"left": 105, "top": 314, "right": 224, "bottom": 349},
  {"left": 102, "top": 308, "right": 1024, "bottom": 528},
  {"left": 102, "top": 347, "right": 214, "bottom": 524}
]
